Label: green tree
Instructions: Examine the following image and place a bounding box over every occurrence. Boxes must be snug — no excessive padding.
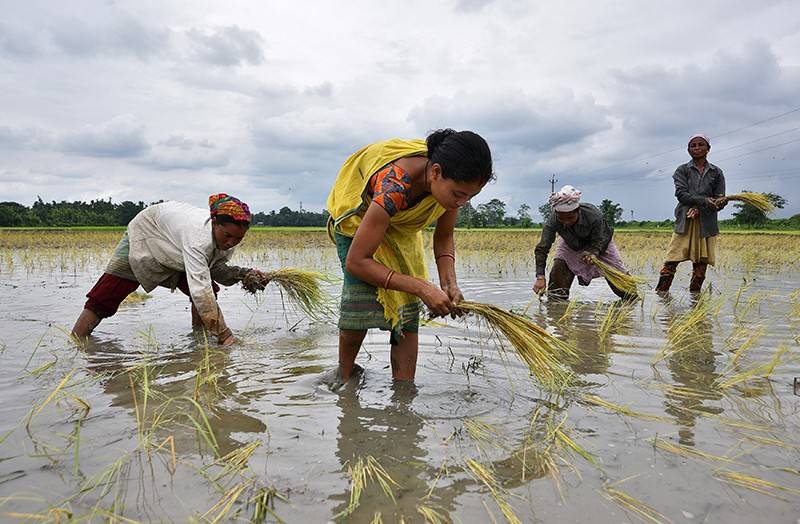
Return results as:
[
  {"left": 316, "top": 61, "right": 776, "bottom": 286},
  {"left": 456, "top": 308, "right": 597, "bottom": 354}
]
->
[
  {"left": 599, "top": 199, "right": 623, "bottom": 226},
  {"left": 456, "top": 201, "right": 477, "bottom": 228},
  {"left": 516, "top": 203, "right": 533, "bottom": 228},
  {"left": 538, "top": 202, "right": 552, "bottom": 223},
  {"left": 476, "top": 198, "right": 506, "bottom": 227},
  {"left": 732, "top": 191, "right": 787, "bottom": 226}
]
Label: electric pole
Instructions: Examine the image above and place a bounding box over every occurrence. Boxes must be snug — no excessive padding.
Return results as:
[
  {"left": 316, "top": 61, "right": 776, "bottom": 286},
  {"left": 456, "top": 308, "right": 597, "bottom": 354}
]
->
[{"left": 549, "top": 174, "right": 558, "bottom": 193}]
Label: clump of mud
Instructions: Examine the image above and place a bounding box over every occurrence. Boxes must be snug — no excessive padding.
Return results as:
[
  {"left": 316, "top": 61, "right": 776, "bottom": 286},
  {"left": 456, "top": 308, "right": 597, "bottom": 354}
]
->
[{"left": 241, "top": 271, "right": 269, "bottom": 294}]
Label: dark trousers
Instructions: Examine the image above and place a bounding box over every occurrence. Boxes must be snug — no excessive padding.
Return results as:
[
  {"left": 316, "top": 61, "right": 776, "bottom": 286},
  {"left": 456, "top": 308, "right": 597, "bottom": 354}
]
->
[
  {"left": 655, "top": 261, "right": 707, "bottom": 292},
  {"left": 85, "top": 272, "right": 219, "bottom": 318}
]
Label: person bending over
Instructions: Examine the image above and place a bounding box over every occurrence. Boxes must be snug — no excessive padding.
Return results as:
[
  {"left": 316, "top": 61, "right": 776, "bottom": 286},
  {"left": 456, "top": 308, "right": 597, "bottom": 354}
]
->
[
  {"left": 533, "top": 185, "right": 635, "bottom": 300},
  {"left": 72, "top": 194, "right": 268, "bottom": 345}
]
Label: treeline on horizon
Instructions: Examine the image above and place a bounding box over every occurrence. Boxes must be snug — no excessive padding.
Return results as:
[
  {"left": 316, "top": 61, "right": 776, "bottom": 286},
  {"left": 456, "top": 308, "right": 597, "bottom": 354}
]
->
[{"left": 1, "top": 195, "right": 797, "bottom": 229}]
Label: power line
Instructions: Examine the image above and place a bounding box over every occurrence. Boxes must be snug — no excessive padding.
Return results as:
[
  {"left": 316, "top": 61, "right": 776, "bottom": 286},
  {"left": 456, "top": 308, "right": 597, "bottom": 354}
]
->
[
  {"left": 712, "top": 106, "right": 800, "bottom": 140},
  {"left": 709, "top": 125, "right": 800, "bottom": 155},
  {"left": 564, "top": 105, "right": 800, "bottom": 179},
  {"left": 715, "top": 136, "right": 800, "bottom": 163}
]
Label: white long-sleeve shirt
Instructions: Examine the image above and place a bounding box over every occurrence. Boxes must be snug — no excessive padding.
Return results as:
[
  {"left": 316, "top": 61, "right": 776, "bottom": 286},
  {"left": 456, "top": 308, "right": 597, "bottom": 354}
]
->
[{"left": 126, "top": 201, "right": 245, "bottom": 341}]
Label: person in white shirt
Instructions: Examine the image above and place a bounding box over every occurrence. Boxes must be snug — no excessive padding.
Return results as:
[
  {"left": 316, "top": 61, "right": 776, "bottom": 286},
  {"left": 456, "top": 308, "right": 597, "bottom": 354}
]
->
[{"left": 71, "top": 193, "right": 268, "bottom": 345}]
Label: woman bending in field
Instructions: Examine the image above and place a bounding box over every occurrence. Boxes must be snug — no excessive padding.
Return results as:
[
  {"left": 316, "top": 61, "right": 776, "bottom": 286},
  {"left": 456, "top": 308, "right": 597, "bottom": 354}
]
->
[
  {"left": 533, "top": 185, "right": 636, "bottom": 300},
  {"left": 72, "top": 194, "right": 269, "bottom": 345},
  {"left": 327, "top": 129, "right": 493, "bottom": 382},
  {"left": 655, "top": 134, "right": 727, "bottom": 293}
]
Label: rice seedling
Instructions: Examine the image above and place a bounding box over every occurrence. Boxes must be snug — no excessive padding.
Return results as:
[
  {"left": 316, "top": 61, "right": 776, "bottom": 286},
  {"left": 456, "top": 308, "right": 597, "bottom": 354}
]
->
[
  {"left": 199, "top": 480, "right": 249, "bottom": 523},
  {"left": 597, "top": 301, "right": 634, "bottom": 342},
  {"left": 590, "top": 255, "right": 646, "bottom": 298},
  {"left": 581, "top": 393, "right": 669, "bottom": 422},
  {"left": 714, "top": 469, "right": 800, "bottom": 499},
  {"left": 77, "top": 453, "right": 132, "bottom": 508},
  {"left": 650, "top": 436, "right": 738, "bottom": 465},
  {"left": 556, "top": 299, "right": 583, "bottom": 325},
  {"left": 370, "top": 512, "right": 384, "bottom": 524},
  {"left": 26, "top": 369, "right": 76, "bottom": 428},
  {"left": 416, "top": 504, "right": 449, "bottom": 524},
  {"left": 737, "top": 432, "right": 800, "bottom": 451},
  {"left": 249, "top": 485, "right": 289, "bottom": 524},
  {"left": 653, "top": 291, "right": 722, "bottom": 364},
  {"left": 456, "top": 300, "right": 576, "bottom": 390},
  {"left": 340, "top": 456, "right": 400, "bottom": 518},
  {"left": 723, "top": 325, "right": 766, "bottom": 369},
  {"left": 600, "top": 477, "right": 671, "bottom": 524},
  {"left": 464, "top": 458, "right": 521, "bottom": 524},
  {"left": 463, "top": 417, "right": 502, "bottom": 449},
  {"left": 726, "top": 192, "right": 776, "bottom": 213},
  {"left": 4, "top": 507, "right": 75, "bottom": 523},
  {"left": 715, "top": 345, "right": 791, "bottom": 390},
  {"left": 120, "top": 291, "right": 151, "bottom": 306},
  {"left": 241, "top": 267, "right": 334, "bottom": 319},
  {"left": 207, "top": 440, "right": 262, "bottom": 484}
]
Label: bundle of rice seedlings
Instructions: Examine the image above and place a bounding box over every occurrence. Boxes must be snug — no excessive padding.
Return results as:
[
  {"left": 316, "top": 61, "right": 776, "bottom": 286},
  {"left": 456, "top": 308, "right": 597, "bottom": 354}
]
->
[
  {"left": 242, "top": 268, "right": 334, "bottom": 319},
  {"left": 589, "top": 256, "right": 645, "bottom": 298},
  {"left": 726, "top": 192, "right": 775, "bottom": 213},
  {"left": 457, "top": 301, "right": 576, "bottom": 390}
]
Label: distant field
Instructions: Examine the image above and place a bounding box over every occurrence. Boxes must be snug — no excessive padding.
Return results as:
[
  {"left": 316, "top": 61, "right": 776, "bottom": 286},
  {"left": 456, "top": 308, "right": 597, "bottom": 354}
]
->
[{"left": 3, "top": 225, "right": 799, "bottom": 235}]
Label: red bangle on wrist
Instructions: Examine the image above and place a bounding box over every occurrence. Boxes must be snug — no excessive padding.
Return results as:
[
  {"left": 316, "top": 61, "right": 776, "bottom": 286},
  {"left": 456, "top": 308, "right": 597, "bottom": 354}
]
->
[{"left": 435, "top": 253, "right": 455, "bottom": 263}]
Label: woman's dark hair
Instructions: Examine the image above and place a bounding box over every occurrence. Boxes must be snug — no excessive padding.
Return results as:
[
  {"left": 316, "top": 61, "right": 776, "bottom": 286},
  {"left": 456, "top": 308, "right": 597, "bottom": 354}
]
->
[
  {"left": 426, "top": 129, "right": 494, "bottom": 184},
  {"left": 214, "top": 214, "right": 251, "bottom": 228}
]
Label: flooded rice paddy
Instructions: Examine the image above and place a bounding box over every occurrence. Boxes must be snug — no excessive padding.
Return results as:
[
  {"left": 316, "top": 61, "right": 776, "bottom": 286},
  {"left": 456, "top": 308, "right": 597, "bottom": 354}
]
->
[{"left": 0, "top": 228, "right": 799, "bottom": 523}]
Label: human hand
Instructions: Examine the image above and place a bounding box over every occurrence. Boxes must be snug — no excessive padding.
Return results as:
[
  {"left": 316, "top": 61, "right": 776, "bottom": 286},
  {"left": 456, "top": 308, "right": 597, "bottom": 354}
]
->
[
  {"left": 420, "top": 281, "right": 454, "bottom": 317},
  {"left": 533, "top": 276, "right": 546, "bottom": 295},
  {"left": 704, "top": 197, "right": 719, "bottom": 210},
  {"left": 687, "top": 208, "right": 700, "bottom": 219},
  {"left": 220, "top": 334, "right": 236, "bottom": 346},
  {"left": 581, "top": 252, "right": 595, "bottom": 265},
  {"left": 715, "top": 196, "right": 728, "bottom": 210},
  {"left": 243, "top": 269, "right": 270, "bottom": 291},
  {"left": 441, "top": 283, "right": 465, "bottom": 318}
]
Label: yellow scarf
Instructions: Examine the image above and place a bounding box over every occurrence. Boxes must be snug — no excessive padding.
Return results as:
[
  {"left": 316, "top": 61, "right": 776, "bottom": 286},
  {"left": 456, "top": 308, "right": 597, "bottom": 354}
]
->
[{"left": 327, "top": 139, "right": 447, "bottom": 330}]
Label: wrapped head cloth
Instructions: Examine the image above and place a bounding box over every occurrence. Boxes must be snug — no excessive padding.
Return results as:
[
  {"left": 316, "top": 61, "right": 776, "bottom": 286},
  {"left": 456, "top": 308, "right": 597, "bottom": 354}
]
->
[
  {"left": 688, "top": 133, "right": 710, "bottom": 146},
  {"left": 209, "top": 193, "right": 252, "bottom": 222},
  {"left": 549, "top": 185, "right": 582, "bottom": 212}
]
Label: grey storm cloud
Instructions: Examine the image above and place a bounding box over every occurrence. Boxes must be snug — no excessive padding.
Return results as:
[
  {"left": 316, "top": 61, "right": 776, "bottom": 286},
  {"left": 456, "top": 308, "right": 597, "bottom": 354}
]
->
[
  {"left": 0, "top": 23, "right": 43, "bottom": 58},
  {"left": 58, "top": 116, "right": 150, "bottom": 158},
  {"left": 48, "top": 13, "right": 168, "bottom": 59},
  {"left": 611, "top": 41, "right": 800, "bottom": 139},
  {"left": 136, "top": 135, "right": 230, "bottom": 171},
  {"left": 186, "top": 25, "right": 265, "bottom": 67},
  {"left": 454, "top": 0, "right": 496, "bottom": 12},
  {"left": 0, "top": 126, "right": 46, "bottom": 149},
  {"left": 407, "top": 90, "right": 611, "bottom": 152}
]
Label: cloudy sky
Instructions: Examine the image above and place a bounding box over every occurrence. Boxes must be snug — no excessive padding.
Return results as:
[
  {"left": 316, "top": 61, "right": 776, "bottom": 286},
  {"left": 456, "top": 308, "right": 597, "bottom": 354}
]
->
[{"left": 2, "top": 0, "right": 799, "bottom": 220}]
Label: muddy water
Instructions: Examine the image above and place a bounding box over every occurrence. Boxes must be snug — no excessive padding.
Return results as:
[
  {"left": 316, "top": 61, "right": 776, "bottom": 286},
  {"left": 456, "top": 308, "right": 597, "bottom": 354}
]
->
[{"left": 1, "top": 239, "right": 799, "bottom": 523}]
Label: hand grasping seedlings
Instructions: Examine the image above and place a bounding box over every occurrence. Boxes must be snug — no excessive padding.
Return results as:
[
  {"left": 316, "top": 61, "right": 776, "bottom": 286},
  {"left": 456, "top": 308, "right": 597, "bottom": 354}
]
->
[{"left": 241, "top": 268, "right": 334, "bottom": 320}]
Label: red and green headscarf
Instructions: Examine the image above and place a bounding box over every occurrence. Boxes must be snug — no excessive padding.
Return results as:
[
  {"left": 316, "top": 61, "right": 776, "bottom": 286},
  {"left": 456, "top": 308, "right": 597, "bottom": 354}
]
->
[{"left": 208, "top": 193, "right": 252, "bottom": 222}]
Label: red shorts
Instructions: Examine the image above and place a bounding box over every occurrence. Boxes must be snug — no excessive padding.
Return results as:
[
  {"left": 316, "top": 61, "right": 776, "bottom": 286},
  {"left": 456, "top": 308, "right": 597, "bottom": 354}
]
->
[{"left": 85, "top": 273, "right": 219, "bottom": 318}]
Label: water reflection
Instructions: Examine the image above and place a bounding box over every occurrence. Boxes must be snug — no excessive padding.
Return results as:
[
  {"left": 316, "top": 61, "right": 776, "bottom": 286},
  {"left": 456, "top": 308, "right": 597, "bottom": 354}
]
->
[
  {"left": 329, "top": 378, "right": 557, "bottom": 522},
  {"left": 79, "top": 337, "right": 267, "bottom": 456},
  {"left": 543, "top": 300, "right": 629, "bottom": 379},
  {"left": 656, "top": 293, "right": 723, "bottom": 446}
]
